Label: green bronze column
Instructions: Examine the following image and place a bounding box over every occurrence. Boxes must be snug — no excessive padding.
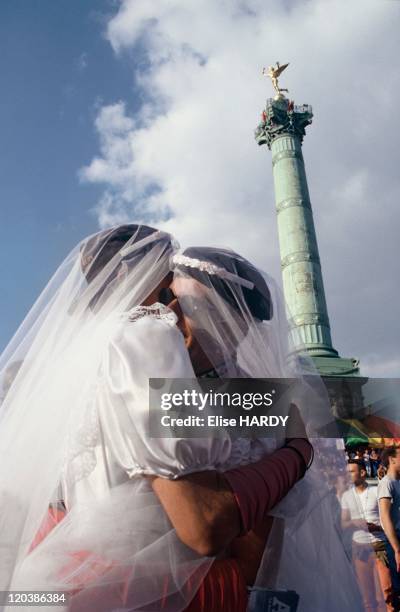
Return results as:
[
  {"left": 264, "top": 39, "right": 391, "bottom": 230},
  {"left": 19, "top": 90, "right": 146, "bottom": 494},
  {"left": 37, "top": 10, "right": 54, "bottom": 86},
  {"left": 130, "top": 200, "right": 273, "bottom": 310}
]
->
[
  {"left": 256, "top": 96, "right": 338, "bottom": 358},
  {"left": 255, "top": 69, "right": 359, "bottom": 375}
]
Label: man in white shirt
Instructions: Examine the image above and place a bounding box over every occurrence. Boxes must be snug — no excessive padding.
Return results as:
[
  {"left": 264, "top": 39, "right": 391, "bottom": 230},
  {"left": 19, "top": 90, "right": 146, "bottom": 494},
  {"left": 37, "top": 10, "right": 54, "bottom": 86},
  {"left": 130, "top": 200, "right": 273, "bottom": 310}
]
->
[
  {"left": 378, "top": 448, "right": 400, "bottom": 611},
  {"left": 342, "top": 460, "right": 392, "bottom": 610}
]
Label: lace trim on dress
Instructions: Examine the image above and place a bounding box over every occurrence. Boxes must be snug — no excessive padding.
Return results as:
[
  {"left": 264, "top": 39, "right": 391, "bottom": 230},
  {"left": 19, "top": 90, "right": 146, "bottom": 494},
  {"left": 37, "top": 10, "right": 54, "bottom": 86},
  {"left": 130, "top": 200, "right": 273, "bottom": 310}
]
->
[
  {"left": 62, "top": 384, "right": 101, "bottom": 487},
  {"left": 124, "top": 303, "right": 178, "bottom": 327}
]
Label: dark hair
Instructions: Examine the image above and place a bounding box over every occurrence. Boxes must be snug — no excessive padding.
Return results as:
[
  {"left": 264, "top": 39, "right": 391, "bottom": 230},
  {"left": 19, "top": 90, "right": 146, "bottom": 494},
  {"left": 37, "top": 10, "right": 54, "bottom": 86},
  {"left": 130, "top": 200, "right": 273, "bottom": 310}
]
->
[
  {"left": 80, "top": 224, "right": 172, "bottom": 283},
  {"left": 348, "top": 459, "right": 367, "bottom": 472},
  {"left": 78, "top": 224, "right": 174, "bottom": 311},
  {"left": 180, "top": 246, "right": 272, "bottom": 321},
  {"left": 381, "top": 448, "right": 399, "bottom": 468}
]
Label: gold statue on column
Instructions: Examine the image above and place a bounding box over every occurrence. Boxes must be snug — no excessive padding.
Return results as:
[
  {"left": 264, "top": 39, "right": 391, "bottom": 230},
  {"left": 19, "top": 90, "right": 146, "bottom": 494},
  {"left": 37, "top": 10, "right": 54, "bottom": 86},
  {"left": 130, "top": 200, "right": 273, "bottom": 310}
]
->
[{"left": 263, "top": 62, "right": 289, "bottom": 99}]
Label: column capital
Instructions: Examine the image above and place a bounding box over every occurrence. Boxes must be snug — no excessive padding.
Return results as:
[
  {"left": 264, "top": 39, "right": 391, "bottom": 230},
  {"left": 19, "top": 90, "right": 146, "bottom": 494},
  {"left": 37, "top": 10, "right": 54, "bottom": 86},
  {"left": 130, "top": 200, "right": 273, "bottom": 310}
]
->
[{"left": 255, "top": 97, "right": 313, "bottom": 149}]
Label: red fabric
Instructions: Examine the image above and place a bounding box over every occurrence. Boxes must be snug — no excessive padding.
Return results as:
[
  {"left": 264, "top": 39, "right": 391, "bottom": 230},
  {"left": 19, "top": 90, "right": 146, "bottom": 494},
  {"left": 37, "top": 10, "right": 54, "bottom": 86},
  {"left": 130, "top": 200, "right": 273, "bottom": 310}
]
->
[
  {"left": 62, "top": 557, "right": 248, "bottom": 612},
  {"left": 28, "top": 441, "right": 307, "bottom": 610},
  {"left": 364, "top": 414, "right": 400, "bottom": 438},
  {"left": 184, "top": 558, "right": 248, "bottom": 612},
  {"left": 28, "top": 507, "right": 247, "bottom": 612},
  {"left": 28, "top": 505, "right": 67, "bottom": 553},
  {"left": 28, "top": 441, "right": 307, "bottom": 609},
  {"left": 223, "top": 444, "right": 308, "bottom": 533},
  {"left": 57, "top": 550, "right": 120, "bottom": 593}
]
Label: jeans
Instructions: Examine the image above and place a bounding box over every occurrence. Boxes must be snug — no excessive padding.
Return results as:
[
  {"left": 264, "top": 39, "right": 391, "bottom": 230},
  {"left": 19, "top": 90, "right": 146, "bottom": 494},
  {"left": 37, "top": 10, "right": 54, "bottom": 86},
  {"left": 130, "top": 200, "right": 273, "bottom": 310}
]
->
[{"left": 385, "top": 539, "right": 400, "bottom": 610}]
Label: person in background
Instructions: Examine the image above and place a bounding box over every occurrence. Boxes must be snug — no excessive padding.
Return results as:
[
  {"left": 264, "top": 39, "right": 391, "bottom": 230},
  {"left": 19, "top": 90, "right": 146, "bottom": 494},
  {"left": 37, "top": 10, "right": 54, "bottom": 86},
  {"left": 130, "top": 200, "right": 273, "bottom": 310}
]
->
[
  {"left": 378, "top": 448, "right": 400, "bottom": 611},
  {"left": 342, "top": 460, "right": 392, "bottom": 611},
  {"left": 378, "top": 465, "right": 387, "bottom": 480},
  {"left": 364, "top": 449, "right": 372, "bottom": 478},
  {"left": 371, "top": 449, "right": 380, "bottom": 479}
]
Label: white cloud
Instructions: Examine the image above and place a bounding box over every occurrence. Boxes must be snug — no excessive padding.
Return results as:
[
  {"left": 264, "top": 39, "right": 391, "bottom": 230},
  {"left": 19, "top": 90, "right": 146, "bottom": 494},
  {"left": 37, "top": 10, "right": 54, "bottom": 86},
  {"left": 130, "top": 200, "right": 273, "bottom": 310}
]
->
[
  {"left": 80, "top": 0, "right": 400, "bottom": 377},
  {"left": 81, "top": 102, "right": 135, "bottom": 187}
]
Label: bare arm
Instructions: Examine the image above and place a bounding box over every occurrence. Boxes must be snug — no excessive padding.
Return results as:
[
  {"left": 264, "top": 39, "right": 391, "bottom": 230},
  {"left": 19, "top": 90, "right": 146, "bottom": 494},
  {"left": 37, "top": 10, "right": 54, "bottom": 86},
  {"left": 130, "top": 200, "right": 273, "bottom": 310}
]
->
[
  {"left": 151, "top": 444, "right": 309, "bottom": 558},
  {"left": 151, "top": 470, "right": 241, "bottom": 557},
  {"left": 341, "top": 508, "right": 353, "bottom": 530},
  {"left": 151, "top": 409, "right": 310, "bottom": 559},
  {"left": 152, "top": 472, "right": 284, "bottom": 586},
  {"left": 379, "top": 497, "right": 400, "bottom": 572}
]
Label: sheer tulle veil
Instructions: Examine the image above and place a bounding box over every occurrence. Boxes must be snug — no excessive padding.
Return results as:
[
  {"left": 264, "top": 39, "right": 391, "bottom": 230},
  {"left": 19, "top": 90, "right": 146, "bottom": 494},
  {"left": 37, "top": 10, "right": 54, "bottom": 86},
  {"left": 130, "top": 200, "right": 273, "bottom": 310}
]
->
[
  {"left": 171, "top": 246, "right": 363, "bottom": 611},
  {"left": 0, "top": 231, "right": 363, "bottom": 611},
  {"left": 0, "top": 225, "right": 190, "bottom": 601}
]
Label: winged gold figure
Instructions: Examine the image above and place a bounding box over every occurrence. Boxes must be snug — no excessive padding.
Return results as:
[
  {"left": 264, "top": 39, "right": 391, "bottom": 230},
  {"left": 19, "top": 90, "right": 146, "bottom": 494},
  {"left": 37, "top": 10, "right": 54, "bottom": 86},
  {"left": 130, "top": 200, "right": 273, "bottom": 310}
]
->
[{"left": 262, "top": 62, "right": 289, "bottom": 98}]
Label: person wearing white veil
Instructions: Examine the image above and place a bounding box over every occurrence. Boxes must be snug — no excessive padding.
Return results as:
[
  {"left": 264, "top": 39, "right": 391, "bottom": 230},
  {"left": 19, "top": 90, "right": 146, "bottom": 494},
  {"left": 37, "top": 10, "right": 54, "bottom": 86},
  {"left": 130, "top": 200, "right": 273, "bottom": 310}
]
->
[
  {"left": 0, "top": 224, "right": 305, "bottom": 612},
  {"left": 0, "top": 223, "right": 204, "bottom": 611},
  {"left": 152, "top": 245, "right": 366, "bottom": 611},
  {"left": 0, "top": 229, "right": 365, "bottom": 611}
]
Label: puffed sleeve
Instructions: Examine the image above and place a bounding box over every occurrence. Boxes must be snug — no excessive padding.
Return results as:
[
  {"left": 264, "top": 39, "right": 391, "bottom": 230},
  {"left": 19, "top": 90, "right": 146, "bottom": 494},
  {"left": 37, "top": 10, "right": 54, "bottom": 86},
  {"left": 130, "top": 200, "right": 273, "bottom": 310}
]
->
[{"left": 96, "top": 305, "right": 232, "bottom": 480}]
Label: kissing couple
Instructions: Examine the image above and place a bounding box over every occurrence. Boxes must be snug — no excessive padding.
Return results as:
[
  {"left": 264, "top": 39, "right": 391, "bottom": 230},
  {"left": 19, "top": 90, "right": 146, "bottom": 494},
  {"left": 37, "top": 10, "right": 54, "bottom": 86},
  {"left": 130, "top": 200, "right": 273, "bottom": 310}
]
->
[{"left": 0, "top": 224, "right": 363, "bottom": 611}]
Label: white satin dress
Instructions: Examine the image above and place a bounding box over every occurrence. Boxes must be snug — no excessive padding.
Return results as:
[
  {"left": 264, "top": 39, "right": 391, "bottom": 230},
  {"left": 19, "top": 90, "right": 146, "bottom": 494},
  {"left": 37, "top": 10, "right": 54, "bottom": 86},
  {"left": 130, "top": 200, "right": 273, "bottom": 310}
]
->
[{"left": 9, "top": 304, "right": 363, "bottom": 612}]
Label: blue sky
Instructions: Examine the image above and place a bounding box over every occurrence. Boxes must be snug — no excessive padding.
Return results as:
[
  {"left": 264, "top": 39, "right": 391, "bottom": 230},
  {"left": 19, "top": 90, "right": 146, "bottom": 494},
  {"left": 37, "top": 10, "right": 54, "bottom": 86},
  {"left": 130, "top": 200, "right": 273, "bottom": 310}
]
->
[
  {"left": 0, "top": 0, "right": 135, "bottom": 350},
  {"left": 1, "top": 0, "right": 399, "bottom": 375}
]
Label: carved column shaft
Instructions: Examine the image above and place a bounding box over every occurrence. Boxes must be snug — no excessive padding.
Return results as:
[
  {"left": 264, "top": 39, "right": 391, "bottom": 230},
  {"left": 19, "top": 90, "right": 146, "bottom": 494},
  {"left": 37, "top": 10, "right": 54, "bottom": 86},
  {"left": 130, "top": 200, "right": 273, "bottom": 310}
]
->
[
  {"left": 272, "top": 133, "right": 337, "bottom": 356},
  {"left": 256, "top": 97, "right": 338, "bottom": 357}
]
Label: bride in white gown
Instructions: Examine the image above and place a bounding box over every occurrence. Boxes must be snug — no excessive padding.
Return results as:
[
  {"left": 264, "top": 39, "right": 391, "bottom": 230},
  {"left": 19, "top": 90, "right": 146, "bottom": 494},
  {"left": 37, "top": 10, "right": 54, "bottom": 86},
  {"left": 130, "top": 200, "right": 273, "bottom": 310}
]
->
[{"left": 0, "top": 224, "right": 364, "bottom": 611}]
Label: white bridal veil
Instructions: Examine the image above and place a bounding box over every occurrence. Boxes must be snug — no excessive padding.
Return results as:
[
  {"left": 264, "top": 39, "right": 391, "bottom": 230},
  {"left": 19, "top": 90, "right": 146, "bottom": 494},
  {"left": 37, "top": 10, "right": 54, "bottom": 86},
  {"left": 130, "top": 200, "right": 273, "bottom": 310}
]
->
[
  {"left": 0, "top": 225, "right": 217, "bottom": 611},
  {"left": 171, "top": 246, "right": 365, "bottom": 611},
  {"left": 0, "top": 228, "right": 365, "bottom": 611}
]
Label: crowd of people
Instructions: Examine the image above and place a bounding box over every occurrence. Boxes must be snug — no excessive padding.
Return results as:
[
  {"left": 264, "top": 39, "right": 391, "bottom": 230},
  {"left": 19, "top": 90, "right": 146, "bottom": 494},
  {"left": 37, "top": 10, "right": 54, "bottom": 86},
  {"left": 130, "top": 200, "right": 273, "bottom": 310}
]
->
[
  {"left": 346, "top": 448, "right": 387, "bottom": 479},
  {"left": 336, "top": 447, "right": 400, "bottom": 611}
]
